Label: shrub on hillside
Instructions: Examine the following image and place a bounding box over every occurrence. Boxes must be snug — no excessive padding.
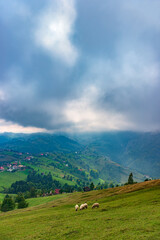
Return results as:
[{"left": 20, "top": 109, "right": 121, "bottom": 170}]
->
[
  {"left": 16, "top": 193, "right": 29, "bottom": 209},
  {"left": 1, "top": 194, "right": 15, "bottom": 212}
]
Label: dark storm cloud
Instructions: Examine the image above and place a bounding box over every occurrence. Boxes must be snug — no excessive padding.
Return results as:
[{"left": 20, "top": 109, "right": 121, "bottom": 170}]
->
[{"left": 0, "top": 0, "right": 160, "bottom": 132}]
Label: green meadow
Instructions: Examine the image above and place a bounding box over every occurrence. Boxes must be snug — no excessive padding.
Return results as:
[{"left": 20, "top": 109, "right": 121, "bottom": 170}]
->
[
  {"left": 0, "top": 180, "right": 160, "bottom": 240},
  {"left": 0, "top": 193, "right": 6, "bottom": 202},
  {"left": 0, "top": 171, "right": 29, "bottom": 191},
  {"left": 27, "top": 193, "right": 70, "bottom": 207}
]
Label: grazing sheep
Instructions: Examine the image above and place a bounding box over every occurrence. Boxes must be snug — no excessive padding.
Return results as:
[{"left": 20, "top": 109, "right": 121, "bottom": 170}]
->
[
  {"left": 92, "top": 203, "right": 100, "bottom": 209},
  {"left": 75, "top": 204, "right": 79, "bottom": 211},
  {"left": 83, "top": 203, "right": 88, "bottom": 209},
  {"left": 80, "top": 204, "right": 85, "bottom": 210}
]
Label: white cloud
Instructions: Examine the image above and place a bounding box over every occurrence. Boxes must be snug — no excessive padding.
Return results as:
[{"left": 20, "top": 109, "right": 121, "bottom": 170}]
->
[
  {"left": 64, "top": 85, "right": 133, "bottom": 132},
  {"left": 63, "top": 50, "right": 160, "bottom": 132},
  {"left": 0, "top": 119, "right": 47, "bottom": 133},
  {"left": 34, "top": 0, "right": 78, "bottom": 66}
]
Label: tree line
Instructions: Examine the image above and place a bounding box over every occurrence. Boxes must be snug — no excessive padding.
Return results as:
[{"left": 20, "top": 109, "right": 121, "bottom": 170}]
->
[
  {"left": 0, "top": 172, "right": 138, "bottom": 212},
  {"left": 0, "top": 193, "right": 28, "bottom": 212}
]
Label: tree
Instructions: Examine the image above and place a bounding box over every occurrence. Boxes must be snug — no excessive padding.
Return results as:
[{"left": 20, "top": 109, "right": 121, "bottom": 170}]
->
[
  {"left": 109, "top": 182, "right": 114, "bottom": 188},
  {"left": 78, "top": 186, "right": 83, "bottom": 192},
  {"left": 90, "top": 169, "right": 99, "bottom": 179},
  {"left": 1, "top": 194, "right": 15, "bottom": 212},
  {"left": 30, "top": 187, "right": 37, "bottom": 198},
  {"left": 16, "top": 193, "right": 28, "bottom": 209},
  {"left": 90, "top": 182, "right": 95, "bottom": 190},
  {"left": 128, "top": 173, "right": 134, "bottom": 184}
]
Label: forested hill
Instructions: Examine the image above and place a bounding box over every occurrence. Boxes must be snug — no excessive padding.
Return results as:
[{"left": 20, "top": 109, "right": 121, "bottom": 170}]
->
[
  {"left": 0, "top": 133, "right": 81, "bottom": 153},
  {"left": 0, "top": 132, "right": 144, "bottom": 185},
  {"left": 72, "top": 131, "right": 160, "bottom": 178},
  {"left": 0, "top": 131, "right": 160, "bottom": 180}
]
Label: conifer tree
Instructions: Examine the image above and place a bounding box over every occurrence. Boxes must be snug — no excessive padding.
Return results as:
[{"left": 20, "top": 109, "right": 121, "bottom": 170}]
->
[
  {"left": 90, "top": 182, "right": 95, "bottom": 190},
  {"left": 1, "top": 194, "right": 15, "bottom": 212},
  {"left": 16, "top": 193, "right": 29, "bottom": 209},
  {"left": 128, "top": 172, "right": 134, "bottom": 184}
]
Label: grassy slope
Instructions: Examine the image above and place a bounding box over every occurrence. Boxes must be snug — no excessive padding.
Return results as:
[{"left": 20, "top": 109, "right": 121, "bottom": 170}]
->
[
  {"left": 27, "top": 194, "right": 70, "bottom": 207},
  {"left": 0, "top": 151, "right": 81, "bottom": 190},
  {"left": 0, "top": 180, "right": 160, "bottom": 240},
  {"left": 0, "top": 149, "right": 145, "bottom": 190},
  {"left": 0, "top": 169, "right": 76, "bottom": 191},
  {"left": 0, "top": 193, "right": 6, "bottom": 202},
  {"left": 0, "top": 171, "right": 29, "bottom": 191}
]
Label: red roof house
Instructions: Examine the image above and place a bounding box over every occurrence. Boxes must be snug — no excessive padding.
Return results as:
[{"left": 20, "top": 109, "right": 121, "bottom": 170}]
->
[{"left": 54, "top": 189, "right": 60, "bottom": 194}]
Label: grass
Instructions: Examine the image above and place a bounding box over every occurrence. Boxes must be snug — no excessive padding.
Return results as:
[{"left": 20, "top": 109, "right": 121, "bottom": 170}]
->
[
  {"left": 0, "top": 180, "right": 159, "bottom": 240},
  {"left": 27, "top": 194, "right": 70, "bottom": 207},
  {"left": 0, "top": 170, "right": 29, "bottom": 191},
  {"left": 0, "top": 193, "right": 7, "bottom": 202},
  {"left": 0, "top": 193, "right": 66, "bottom": 208},
  {"left": 0, "top": 193, "right": 16, "bottom": 207},
  {"left": 0, "top": 161, "right": 76, "bottom": 192}
]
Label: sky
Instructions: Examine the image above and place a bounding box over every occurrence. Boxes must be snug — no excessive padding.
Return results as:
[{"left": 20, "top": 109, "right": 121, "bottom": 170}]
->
[{"left": 0, "top": 0, "right": 160, "bottom": 133}]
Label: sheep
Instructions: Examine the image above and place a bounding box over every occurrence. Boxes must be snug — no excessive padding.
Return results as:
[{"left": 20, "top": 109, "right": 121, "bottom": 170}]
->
[
  {"left": 80, "top": 203, "right": 88, "bottom": 210},
  {"left": 83, "top": 203, "right": 88, "bottom": 209},
  {"left": 75, "top": 204, "right": 79, "bottom": 211},
  {"left": 92, "top": 203, "right": 100, "bottom": 209},
  {"left": 80, "top": 204, "right": 86, "bottom": 210}
]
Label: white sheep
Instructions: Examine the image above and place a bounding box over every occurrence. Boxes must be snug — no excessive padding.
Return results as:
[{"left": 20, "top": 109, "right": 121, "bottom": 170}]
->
[
  {"left": 80, "top": 204, "right": 85, "bottom": 210},
  {"left": 75, "top": 204, "right": 79, "bottom": 211},
  {"left": 92, "top": 203, "right": 100, "bottom": 209},
  {"left": 83, "top": 203, "right": 88, "bottom": 209}
]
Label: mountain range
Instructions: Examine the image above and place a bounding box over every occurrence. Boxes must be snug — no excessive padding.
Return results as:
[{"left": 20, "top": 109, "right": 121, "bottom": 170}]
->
[{"left": 0, "top": 131, "right": 159, "bottom": 186}]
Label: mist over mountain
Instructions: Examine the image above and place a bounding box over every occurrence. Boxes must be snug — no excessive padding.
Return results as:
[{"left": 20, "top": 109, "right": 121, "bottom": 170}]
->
[
  {"left": 0, "top": 131, "right": 160, "bottom": 180},
  {"left": 71, "top": 131, "right": 160, "bottom": 178},
  {"left": 0, "top": 133, "right": 81, "bottom": 153}
]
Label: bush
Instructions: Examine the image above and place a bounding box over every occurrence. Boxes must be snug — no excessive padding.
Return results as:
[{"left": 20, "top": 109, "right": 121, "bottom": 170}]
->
[
  {"left": 16, "top": 193, "right": 29, "bottom": 209},
  {"left": 1, "top": 194, "right": 15, "bottom": 212}
]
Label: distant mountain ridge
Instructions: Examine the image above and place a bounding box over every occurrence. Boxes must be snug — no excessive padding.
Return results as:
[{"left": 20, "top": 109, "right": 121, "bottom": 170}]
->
[
  {"left": 0, "top": 131, "right": 160, "bottom": 181},
  {"left": 0, "top": 133, "right": 81, "bottom": 153},
  {"left": 72, "top": 131, "right": 160, "bottom": 178}
]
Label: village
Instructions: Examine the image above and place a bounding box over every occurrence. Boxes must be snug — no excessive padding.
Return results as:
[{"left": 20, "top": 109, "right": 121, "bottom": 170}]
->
[
  {"left": 0, "top": 150, "right": 45, "bottom": 173},
  {"left": 0, "top": 161, "right": 26, "bottom": 172}
]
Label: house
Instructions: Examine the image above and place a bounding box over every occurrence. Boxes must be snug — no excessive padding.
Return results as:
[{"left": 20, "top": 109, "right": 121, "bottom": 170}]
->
[
  {"left": 12, "top": 165, "right": 18, "bottom": 170},
  {"left": 0, "top": 166, "right": 4, "bottom": 171},
  {"left": 13, "top": 162, "right": 18, "bottom": 165},
  {"left": 18, "top": 165, "right": 26, "bottom": 170},
  {"left": 54, "top": 189, "right": 60, "bottom": 194}
]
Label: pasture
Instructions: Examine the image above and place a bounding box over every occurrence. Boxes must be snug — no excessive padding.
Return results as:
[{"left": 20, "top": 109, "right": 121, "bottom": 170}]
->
[{"left": 0, "top": 180, "right": 159, "bottom": 240}]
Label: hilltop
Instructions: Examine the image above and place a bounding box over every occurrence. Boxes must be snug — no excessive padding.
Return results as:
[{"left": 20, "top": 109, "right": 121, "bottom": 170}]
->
[{"left": 0, "top": 180, "right": 159, "bottom": 240}]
